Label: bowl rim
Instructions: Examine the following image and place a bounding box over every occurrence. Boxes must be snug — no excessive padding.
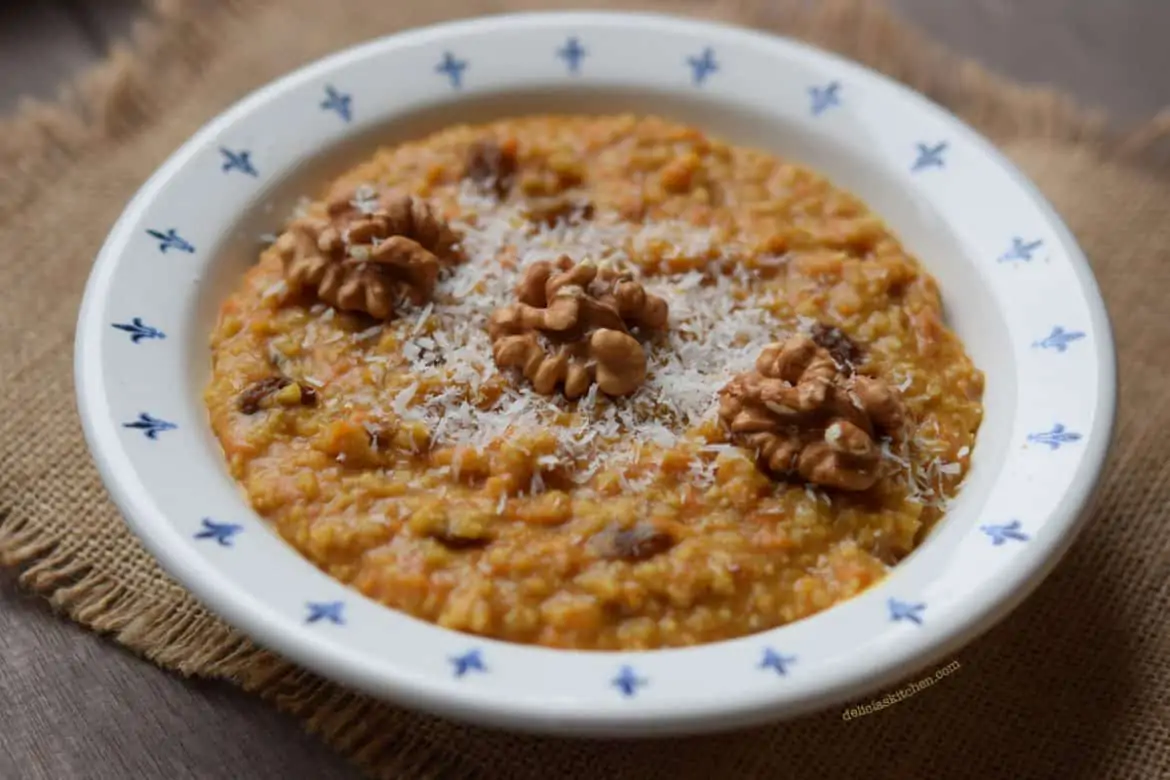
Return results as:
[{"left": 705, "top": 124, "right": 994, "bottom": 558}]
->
[{"left": 74, "top": 10, "right": 1117, "bottom": 735}]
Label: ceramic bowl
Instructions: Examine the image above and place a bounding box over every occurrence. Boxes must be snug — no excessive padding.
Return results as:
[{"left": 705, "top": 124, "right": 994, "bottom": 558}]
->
[{"left": 75, "top": 11, "right": 1116, "bottom": 736}]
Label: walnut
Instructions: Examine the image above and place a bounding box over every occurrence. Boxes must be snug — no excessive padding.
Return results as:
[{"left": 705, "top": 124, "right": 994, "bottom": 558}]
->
[
  {"left": 717, "top": 334, "right": 907, "bottom": 491},
  {"left": 488, "top": 256, "right": 670, "bottom": 399},
  {"left": 274, "top": 188, "right": 462, "bottom": 320}
]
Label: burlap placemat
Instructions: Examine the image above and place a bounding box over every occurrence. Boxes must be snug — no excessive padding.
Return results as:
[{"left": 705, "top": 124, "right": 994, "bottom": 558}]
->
[{"left": 2, "top": 0, "right": 1168, "bottom": 777}]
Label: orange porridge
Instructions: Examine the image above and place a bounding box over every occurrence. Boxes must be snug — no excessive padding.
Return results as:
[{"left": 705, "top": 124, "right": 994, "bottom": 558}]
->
[{"left": 204, "top": 114, "right": 984, "bottom": 650}]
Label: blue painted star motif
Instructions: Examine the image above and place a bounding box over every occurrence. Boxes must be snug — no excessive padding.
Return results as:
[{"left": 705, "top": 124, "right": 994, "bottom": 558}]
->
[
  {"left": 1027, "top": 423, "right": 1082, "bottom": 450},
  {"left": 911, "top": 141, "right": 948, "bottom": 172},
  {"left": 808, "top": 81, "right": 841, "bottom": 116},
  {"left": 123, "top": 413, "right": 176, "bottom": 440},
  {"left": 1033, "top": 326, "right": 1085, "bottom": 353},
  {"left": 686, "top": 47, "right": 718, "bottom": 86},
  {"left": 889, "top": 598, "right": 926, "bottom": 625},
  {"left": 759, "top": 648, "right": 797, "bottom": 676},
  {"left": 194, "top": 518, "right": 243, "bottom": 547},
  {"left": 146, "top": 228, "right": 194, "bottom": 254},
  {"left": 612, "top": 665, "right": 646, "bottom": 697},
  {"left": 980, "top": 519, "right": 1029, "bottom": 546},
  {"left": 435, "top": 51, "right": 468, "bottom": 89},
  {"left": 219, "top": 147, "right": 258, "bottom": 177},
  {"left": 320, "top": 84, "right": 352, "bottom": 122},
  {"left": 305, "top": 601, "right": 345, "bottom": 625},
  {"left": 111, "top": 317, "right": 165, "bottom": 344},
  {"left": 557, "top": 36, "right": 587, "bottom": 74},
  {"left": 998, "top": 237, "right": 1044, "bottom": 263},
  {"left": 450, "top": 649, "right": 487, "bottom": 678}
]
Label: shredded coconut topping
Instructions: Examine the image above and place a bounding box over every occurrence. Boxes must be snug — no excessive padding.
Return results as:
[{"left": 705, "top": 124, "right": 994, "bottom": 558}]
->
[
  {"left": 350, "top": 184, "right": 381, "bottom": 215},
  {"left": 282, "top": 181, "right": 953, "bottom": 500},
  {"left": 309, "top": 183, "right": 790, "bottom": 471}
]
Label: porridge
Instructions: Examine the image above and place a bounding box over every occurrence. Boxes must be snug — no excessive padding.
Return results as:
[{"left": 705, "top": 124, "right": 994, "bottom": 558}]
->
[{"left": 205, "top": 115, "right": 984, "bottom": 650}]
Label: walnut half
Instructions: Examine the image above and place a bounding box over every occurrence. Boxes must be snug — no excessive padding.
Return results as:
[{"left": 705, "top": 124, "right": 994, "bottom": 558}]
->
[
  {"left": 488, "top": 256, "right": 669, "bottom": 399},
  {"left": 718, "top": 334, "right": 906, "bottom": 491},
  {"left": 274, "top": 187, "right": 462, "bottom": 320}
]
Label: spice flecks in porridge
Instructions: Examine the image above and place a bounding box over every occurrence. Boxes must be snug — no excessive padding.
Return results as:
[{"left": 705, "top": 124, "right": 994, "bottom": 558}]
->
[{"left": 206, "top": 115, "right": 983, "bottom": 650}]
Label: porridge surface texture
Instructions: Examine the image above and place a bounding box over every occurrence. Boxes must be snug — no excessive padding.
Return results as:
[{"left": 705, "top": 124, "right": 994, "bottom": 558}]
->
[{"left": 205, "top": 114, "right": 984, "bottom": 650}]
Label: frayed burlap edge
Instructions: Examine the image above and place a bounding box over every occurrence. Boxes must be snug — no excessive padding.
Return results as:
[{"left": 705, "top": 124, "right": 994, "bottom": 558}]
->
[{"left": 1, "top": 0, "right": 1167, "bottom": 778}]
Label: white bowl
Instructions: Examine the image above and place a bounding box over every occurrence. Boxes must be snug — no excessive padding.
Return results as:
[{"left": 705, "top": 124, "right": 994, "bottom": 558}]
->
[{"left": 75, "top": 11, "right": 1116, "bottom": 736}]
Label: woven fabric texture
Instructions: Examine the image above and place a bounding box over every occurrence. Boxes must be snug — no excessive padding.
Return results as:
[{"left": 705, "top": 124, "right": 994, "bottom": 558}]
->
[{"left": 1, "top": 0, "right": 1167, "bottom": 777}]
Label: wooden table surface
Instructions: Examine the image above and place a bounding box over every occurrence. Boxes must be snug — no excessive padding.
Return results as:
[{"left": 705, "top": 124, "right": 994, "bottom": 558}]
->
[{"left": 2, "top": 1, "right": 1168, "bottom": 778}]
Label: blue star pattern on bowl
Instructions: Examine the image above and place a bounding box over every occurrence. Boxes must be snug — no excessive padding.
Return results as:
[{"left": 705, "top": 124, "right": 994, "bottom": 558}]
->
[
  {"left": 320, "top": 84, "right": 352, "bottom": 122},
  {"left": 998, "top": 237, "right": 1044, "bottom": 263},
  {"left": 612, "top": 665, "right": 647, "bottom": 697},
  {"left": 219, "top": 147, "right": 258, "bottom": 177},
  {"left": 686, "top": 47, "right": 718, "bottom": 85},
  {"left": 146, "top": 228, "right": 195, "bottom": 254},
  {"left": 111, "top": 317, "right": 165, "bottom": 344},
  {"left": 93, "top": 36, "right": 1105, "bottom": 716},
  {"left": 557, "top": 36, "right": 587, "bottom": 74},
  {"left": 122, "top": 413, "right": 176, "bottom": 440},
  {"left": 911, "top": 141, "right": 948, "bottom": 172},
  {"left": 450, "top": 649, "right": 487, "bottom": 677},
  {"left": 980, "top": 519, "right": 1029, "bottom": 546},
  {"left": 435, "top": 51, "right": 468, "bottom": 89},
  {"left": 808, "top": 81, "right": 841, "bottom": 116},
  {"left": 759, "top": 648, "right": 797, "bottom": 676},
  {"left": 305, "top": 601, "right": 345, "bottom": 625},
  {"left": 1027, "top": 423, "right": 1082, "bottom": 450},
  {"left": 194, "top": 518, "right": 243, "bottom": 547},
  {"left": 1033, "top": 326, "right": 1085, "bottom": 353},
  {"left": 888, "top": 598, "right": 926, "bottom": 625}
]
